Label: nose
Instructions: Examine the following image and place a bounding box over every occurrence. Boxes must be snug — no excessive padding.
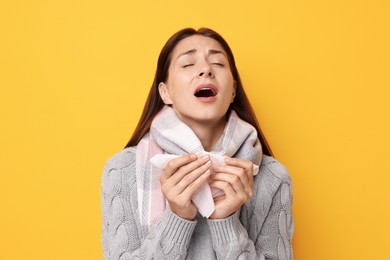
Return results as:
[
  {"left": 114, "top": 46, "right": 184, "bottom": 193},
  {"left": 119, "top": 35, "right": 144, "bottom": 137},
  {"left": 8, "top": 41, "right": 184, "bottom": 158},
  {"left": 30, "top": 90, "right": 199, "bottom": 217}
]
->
[{"left": 197, "top": 63, "right": 215, "bottom": 78}]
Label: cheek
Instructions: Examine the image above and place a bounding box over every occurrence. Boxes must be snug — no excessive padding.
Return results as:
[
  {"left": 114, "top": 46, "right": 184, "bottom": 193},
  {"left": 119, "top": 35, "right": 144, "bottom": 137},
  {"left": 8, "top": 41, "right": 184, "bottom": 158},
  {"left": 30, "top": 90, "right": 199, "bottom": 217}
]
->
[
  {"left": 167, "top": 84, "right": 189, "bottom": 102},
  {"left": 223, "top": 76, "right": 235, "bottom": 93},
  {"left": 221, "top": 70, "right": 234, "bottom": 83},
  {"left": 168, "top": 71, "right": 191, "bottom": 87}
]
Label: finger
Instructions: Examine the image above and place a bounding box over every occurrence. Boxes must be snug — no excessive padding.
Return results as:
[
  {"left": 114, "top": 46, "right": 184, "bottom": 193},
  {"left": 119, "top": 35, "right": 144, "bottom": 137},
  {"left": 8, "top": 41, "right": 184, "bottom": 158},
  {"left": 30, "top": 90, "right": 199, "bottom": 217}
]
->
[
  {"left": 214, "top": 164, "right": 250, "bottom": 190},
  {"left": 211, "top": 180, "right": 250, "bottom": 204},
  {"left": 169, "top": 155, "right": 211, "bottom": 185},
  {"left": 180, "top": 169, "right": 211, "bottom": 201},
  {"left": 223, "top": 157, "right": 254, "bottom": 189},
  {"left": 213, "top": 194, "right": 225, "bottom": 203},
  {"left": 210, "top": 172, "right": 245, "bottom": 194},
  {"left": 161, "top": 156, "right": 212, "bottom": 199},
  {"left": 173, "top": 159, "right": 212, "bottom": 194},
  {"left": 224, "top": 157, "right": 253, "bottom": 172},
  {"left": 209, "top": 180, "right": 235, "bottom": 196},
  {"left": 161, "top": 154, "right": 197, "bottom": 181}
]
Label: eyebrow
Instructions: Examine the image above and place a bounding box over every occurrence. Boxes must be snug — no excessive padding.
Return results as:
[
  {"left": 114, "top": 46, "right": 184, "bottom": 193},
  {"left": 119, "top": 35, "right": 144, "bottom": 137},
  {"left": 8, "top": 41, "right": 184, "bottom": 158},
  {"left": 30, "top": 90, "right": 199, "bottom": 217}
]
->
[
  {"left": 208, "top": 49, "right": 225, "bottom": 57},
  {"left": 177, "top": 48, "right": 226, "bottom": 59}
]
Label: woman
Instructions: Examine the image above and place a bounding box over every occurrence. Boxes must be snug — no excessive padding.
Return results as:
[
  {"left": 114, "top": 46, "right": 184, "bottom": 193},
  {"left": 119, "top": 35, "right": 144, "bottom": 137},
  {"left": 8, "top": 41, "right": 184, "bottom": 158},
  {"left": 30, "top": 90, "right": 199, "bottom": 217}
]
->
[{"left": 101, "top": 28, "right": 293, "bottom": 259}]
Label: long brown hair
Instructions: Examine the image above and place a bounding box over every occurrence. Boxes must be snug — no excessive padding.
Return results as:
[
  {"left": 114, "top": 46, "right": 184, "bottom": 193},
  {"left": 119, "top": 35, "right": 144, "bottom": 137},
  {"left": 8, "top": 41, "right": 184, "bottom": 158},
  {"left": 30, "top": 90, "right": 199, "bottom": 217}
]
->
[{"left": 125, "top": 28, "right": 273, "bottom": 156}]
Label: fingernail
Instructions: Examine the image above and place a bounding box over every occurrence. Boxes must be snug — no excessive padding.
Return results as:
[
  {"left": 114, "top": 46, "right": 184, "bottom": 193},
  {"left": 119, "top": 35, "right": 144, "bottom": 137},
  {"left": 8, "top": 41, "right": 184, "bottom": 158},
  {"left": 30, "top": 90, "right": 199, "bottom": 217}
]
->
[
  {"left": 190, "top": 154, "right": 197, "bottom": 159},
  {"left": 201, "top": 155, "right": 210, "bottom": 161},
  {"left": 224, "top": 157, "right": 232, "bottom": 163},
  {"left": 205, "top": 160, "right": 212, "bottom": 167},
  {"left": 205, "top": 169, "right": 210, "bottom": 175}
]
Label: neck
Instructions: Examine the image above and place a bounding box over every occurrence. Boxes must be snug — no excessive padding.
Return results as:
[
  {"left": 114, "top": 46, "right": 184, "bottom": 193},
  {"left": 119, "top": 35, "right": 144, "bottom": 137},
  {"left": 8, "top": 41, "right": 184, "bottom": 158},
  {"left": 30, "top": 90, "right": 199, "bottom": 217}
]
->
[{"left": 184, "top": 118, "right": 226, "bottom": 152}]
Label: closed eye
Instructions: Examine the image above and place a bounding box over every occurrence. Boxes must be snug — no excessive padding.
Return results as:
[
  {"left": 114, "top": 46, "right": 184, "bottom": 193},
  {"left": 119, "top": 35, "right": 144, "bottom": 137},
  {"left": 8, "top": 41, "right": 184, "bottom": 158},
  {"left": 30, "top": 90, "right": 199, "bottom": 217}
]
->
[
  {"left": 183, "top": 64, "right": 194, "bottom": 68},
  {"left": 212, "top": 63, "right": 224, "bottom": 67}
]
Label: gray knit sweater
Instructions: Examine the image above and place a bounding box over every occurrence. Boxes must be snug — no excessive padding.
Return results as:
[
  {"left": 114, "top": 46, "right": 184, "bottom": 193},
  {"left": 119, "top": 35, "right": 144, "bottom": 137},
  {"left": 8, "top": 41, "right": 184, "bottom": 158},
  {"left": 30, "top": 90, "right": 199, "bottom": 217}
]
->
[{"left": 101, "top": 147, "right": 293, "bottom": 259}]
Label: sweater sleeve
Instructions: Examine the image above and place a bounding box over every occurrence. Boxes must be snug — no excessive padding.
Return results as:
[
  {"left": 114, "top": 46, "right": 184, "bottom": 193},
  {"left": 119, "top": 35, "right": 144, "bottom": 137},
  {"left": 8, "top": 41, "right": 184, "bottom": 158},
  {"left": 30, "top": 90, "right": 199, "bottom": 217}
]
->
[
  {"left": 206, "top": 159, "right": 294, "bottom": 260},
  {"left": 100, "top": 149, "right": 197, "bottom": 260},
  {"left": 255, "top": 181, "right": 293, "bottom": 259}
]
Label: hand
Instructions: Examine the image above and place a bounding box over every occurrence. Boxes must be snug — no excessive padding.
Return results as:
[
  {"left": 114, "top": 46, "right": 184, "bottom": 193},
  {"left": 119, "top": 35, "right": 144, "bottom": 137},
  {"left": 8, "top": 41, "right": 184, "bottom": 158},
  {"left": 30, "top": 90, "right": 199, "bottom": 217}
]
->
[
  {"left": 160, "top": 154, "right": 212, "bottom": 220},
  {"left": 209, "top": 157, "right": 254, "bottom": 219}
]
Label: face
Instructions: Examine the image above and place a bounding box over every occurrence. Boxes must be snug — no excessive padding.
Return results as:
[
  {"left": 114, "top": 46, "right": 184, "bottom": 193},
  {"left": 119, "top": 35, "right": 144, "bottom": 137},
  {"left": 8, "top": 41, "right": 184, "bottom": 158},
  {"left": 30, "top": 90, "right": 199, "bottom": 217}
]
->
[{"left": 159, "top": 35, "right": 235, "bottom": 127}]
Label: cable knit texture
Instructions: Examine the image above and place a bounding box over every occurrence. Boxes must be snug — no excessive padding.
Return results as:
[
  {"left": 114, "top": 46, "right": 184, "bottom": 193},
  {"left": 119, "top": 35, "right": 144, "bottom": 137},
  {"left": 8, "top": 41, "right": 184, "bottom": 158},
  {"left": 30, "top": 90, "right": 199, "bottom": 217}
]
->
[{"left": 101, "top": 147, "right": 293, "bottom": 259}]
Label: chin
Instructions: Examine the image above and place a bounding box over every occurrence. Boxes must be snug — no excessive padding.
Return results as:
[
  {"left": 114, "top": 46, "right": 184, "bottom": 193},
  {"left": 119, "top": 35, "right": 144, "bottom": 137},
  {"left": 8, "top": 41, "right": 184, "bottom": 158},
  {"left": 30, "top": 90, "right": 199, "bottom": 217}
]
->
[
  {"left": 173, "top": 102, "right": 229, "bottom": 123},
  {"left": 188, "top": 110, "right": 227, "bottom": 124}
]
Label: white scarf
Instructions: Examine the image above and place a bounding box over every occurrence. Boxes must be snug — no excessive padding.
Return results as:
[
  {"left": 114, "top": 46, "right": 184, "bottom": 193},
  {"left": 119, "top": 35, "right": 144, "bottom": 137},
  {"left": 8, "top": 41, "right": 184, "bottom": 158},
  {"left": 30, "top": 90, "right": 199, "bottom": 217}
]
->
[{"left": 136, "top": 106, "right": 262, "bottom": 227}]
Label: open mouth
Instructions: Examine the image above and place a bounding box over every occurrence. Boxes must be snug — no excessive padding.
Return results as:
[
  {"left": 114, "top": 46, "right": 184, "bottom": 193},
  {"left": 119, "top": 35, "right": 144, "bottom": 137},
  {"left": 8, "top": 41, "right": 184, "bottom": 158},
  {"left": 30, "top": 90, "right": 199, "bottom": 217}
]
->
[{"left": 194, "top": 88, "right": 217, "bottom": 98}]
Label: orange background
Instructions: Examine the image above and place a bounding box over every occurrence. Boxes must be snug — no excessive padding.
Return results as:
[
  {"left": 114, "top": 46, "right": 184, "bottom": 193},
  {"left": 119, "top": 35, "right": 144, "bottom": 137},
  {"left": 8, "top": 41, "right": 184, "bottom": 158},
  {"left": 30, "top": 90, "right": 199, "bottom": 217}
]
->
[{"left": 1, "top": 0, "right": 389, "bottom": 259}]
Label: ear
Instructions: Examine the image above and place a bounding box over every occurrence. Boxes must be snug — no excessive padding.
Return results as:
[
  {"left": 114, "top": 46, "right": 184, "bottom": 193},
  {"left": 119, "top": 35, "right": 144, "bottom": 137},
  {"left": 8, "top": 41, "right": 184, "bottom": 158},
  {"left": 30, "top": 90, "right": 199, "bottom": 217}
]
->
[
  {"left": 231, "top": 81, "right": 237, "bottom": 103},
  {"left": 158, "top": 82, "right": 173, "bottom": 105}
]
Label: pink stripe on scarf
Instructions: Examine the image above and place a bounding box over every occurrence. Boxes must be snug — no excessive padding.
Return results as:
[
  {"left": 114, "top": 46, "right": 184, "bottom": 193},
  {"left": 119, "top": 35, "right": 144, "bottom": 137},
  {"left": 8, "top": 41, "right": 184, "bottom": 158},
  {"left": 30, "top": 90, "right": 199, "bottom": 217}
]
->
[{"left": 149, "top": 138, "right": 165, "bottom": 225}]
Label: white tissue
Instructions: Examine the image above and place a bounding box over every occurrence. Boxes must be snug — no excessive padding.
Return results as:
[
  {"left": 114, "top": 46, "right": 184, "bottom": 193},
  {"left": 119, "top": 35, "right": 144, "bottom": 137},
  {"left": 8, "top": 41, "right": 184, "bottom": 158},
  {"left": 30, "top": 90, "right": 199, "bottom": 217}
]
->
[{"left": 150, "top": 153, "right": 259, "bottom": 218}]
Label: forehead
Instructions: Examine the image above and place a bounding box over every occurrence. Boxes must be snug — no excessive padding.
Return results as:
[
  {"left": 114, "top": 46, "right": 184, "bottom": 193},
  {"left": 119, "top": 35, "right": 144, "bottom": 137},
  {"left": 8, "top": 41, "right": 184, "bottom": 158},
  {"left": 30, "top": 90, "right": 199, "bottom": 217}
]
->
[{"left": 171, "top": 35, "right": 226, "bottom": 58}]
